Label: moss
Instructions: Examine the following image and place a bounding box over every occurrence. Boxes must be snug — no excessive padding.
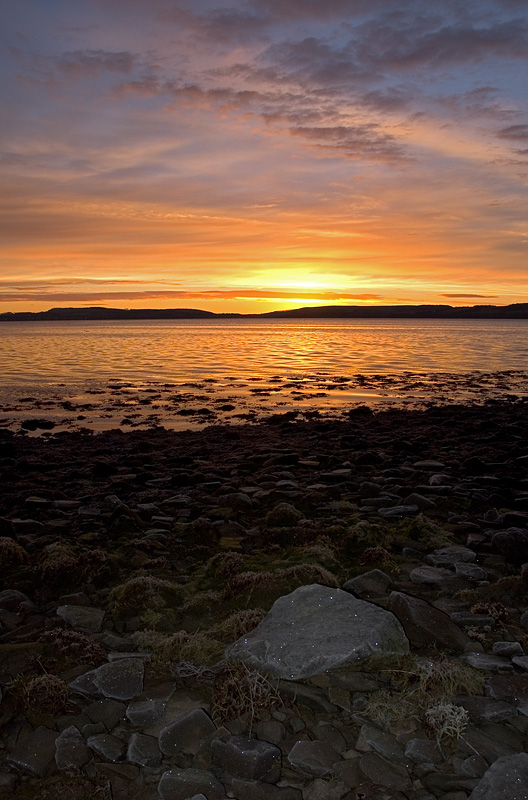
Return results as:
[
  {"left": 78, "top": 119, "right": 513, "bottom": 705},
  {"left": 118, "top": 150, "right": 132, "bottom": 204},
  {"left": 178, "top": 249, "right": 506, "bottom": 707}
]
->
[
  {"left": 395, "top": 514, "right": 453, "bottom": 547},
  {"left": 39, "top": 628, "right": 106, "bottom": 670},
  {"left": 0, "top": 537, "right": 29, "bottom": 570},
  {"left": 265, "top": 502, "right": 304, "bottom": 528},
  {"left": 109, "top": 573, "right": 185, "bottom": 619},
  {"left": 130, "top": 629, "right": 224, "bottom": 666}
]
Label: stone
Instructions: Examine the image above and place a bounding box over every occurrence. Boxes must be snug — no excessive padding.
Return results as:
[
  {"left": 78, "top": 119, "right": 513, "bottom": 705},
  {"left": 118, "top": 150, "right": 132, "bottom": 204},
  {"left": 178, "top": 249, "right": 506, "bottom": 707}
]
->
[
  {"left": 491, "top": 528, "right": 528, "bottom": 564},
  {"left": 302, "top": 778, "right": 349, "bottom": 800},
  {"left": 404, "top": 738, "right": 443, "bottom": 764},
  {"left": 342, "top": 569, "right": 392, "bottom": 598},
  {"left": 211, "top": 735, "right": 281, "bottom": 783},
  {"left": 127, "top": 732, "right": 162, "bottom": 767},
  {"left": 68, "top": 668, "right": 100, "bottom": 698},
  {"left": 403, "top": 493, "right": 437, "bottom": 511},
  {"left": 460, "top": 652, "right": 513, "bottom": 672},
  {"left": 377, "top": 504, "right": 419, "bottom": 518},
  {"left": 356, "top": 723, "right": 407, "bottom": 766},
  {"left": 56, "top": 604, "right": 105, "bottom": 632},
  {"left": 55, "top": 725, "right": 92, "bottom": 771},
  {"left": 512, "top": 656, "right": 528, "bottom": 671},
  {"left": 231, "top": 778, "right": 303, "bottom": 800},
  {"left": 159, "top": 708, "right": 216, "bottom": 756},
  {"left": 455, "top": 562, "right": 488, "bottom": 581},
  {"left": 493, "top": 641, "right": 524, "bottom": 657},
  {"left": 8, "top": 726, "right": 58, "bottom": 777},
  {"left": 468, "top": 753, "right": 528, "bottom": 799},
  {"left": 487, "top": 674, "right": 528, "bottom": 704},
  {"left": 126, "top": 697, "right": 166, "bottom": 726},
  {"left": 409, "top": 565, "right": 455, "bottom": 585},
  {"left": 358, "top": 751, "right": 411, "bottom": 790},
  {"left": 158, "top": 769, "right": 225, "bottom": 800},
  {"left": 93, "top": 657, "right": 144, "bottom": 700},
  {"left": 287, "top": 740, "right": 341, "bottom": 777},
  {"left": 313, "top": 722, "right": 347, "bottom": 755},
  {"left": 85, "top": 698, "right": 127, "bottom": 730},
  {"left": 87, "top": 733, "right": 126, "bottom": 762},
  {"left": 0, "top": 589, "right": 29, "bottom": 610},
  {"left": 427, "top": 546, "right": 476, "bottom": 567},
  {"left": 277, "top": 681, "right": 338, "bottom": 713},
  {"left": 388, "top": 591, "right": 470, "bottom": 651},
  {"left": 455, "top": 696, "right": 518, "bottom": 722},
  {"left": 226, "top": 584, "right": 408, "bottom": 680}
]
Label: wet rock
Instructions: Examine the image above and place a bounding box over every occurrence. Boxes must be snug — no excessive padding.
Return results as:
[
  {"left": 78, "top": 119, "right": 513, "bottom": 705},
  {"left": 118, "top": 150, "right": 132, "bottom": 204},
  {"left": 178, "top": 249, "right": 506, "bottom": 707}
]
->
[
  {"left": 158, "top": 769, "right": 225, "bottom": 800},
  {"left": 159, "top": 708, "right": 216, "bottom": 756},
  {"left": 227, "top": 584, "right": 409, "bottom": 680},
  {"left": 211, "top": 735, "right": 281, "bottom": 783},
  {"left": 56, "top": 604, "right": 105, "bottom": 632},
  {"left": 87, "top": 732, "right": 126, "bottom": 762},
  {"left": 468, "top": 752, "right": 528, "bottom": 799},
  {"left": 126, "top": 697, "right": 166, "bottom": 726},
  {"left": 388, "top": 591, "right": 471, "bottom": 651},
  {"left": 491, "top": 528, "right": 528, "bottom": 564},
  {"left": 55, "top": 725, "right": 92, "bottom": 771},
  {"left": 127, "top": 732, "right": 162, "bottom": 767},
  {"left": 359, "top": 751, "right": 411, "bottom": 790},
  {"left": 8, "top": 725, "right": 58, "bottom": 776},
  {"left": 231, "top": 779, "right": 303, "bottom": 800},
  {"left": 342, "top": 568, "right": 392, "bottom": 597},
  {"left": 93, "top": 657, "right": 144, "bottom": 700},
  {"left": 287, "top": 740, "right": 341, "bottom": 777},
  {"left": 427, "top": 545, "right": 476, "bottom": 567}
]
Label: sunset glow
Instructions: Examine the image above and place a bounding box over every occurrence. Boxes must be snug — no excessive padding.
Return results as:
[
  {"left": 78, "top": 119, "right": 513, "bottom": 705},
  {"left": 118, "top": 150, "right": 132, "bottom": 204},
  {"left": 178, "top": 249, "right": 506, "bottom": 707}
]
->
[{"left": 1, "top": 0, "right": 527, "bottom": 313}]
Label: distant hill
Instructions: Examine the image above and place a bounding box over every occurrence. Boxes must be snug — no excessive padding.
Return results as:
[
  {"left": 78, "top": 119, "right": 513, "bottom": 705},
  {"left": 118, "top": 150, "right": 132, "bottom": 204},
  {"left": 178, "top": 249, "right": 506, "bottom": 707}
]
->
[{"left": 1, "top": 303, "right": 528, "bottom": 321}]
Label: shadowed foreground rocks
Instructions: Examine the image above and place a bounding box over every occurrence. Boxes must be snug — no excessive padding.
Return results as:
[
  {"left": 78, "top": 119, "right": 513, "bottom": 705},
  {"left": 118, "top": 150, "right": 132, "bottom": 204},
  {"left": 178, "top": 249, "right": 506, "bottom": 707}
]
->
[{"left": 1, "top": 400, "right": 528, "bottom": 799}]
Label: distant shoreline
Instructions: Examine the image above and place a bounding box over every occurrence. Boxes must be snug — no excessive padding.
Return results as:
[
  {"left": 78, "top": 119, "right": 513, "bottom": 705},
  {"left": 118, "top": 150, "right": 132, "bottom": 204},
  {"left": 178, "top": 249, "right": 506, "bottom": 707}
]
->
[{"left": 1, "top": 302, "right": 528, "bottom": 321}]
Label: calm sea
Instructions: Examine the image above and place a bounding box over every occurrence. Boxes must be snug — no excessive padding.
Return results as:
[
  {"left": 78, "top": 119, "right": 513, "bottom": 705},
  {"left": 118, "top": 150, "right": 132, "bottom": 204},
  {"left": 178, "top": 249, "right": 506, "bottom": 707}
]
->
[{"left": 1, "top": 318, "right": 527, "bottom": 432}]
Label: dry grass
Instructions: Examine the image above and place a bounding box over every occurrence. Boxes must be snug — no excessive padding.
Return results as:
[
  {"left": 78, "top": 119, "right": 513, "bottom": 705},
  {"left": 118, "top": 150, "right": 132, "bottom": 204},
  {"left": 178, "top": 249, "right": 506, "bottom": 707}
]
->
[{"left": 211, "top": 660, "right": 282, "bottom": 732}]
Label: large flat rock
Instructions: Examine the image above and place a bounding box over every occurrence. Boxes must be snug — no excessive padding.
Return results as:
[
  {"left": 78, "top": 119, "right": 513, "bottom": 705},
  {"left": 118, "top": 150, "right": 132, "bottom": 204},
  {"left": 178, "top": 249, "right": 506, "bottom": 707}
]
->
[{"left": 226, "top": 584, "right": 408, "bottom": 680}]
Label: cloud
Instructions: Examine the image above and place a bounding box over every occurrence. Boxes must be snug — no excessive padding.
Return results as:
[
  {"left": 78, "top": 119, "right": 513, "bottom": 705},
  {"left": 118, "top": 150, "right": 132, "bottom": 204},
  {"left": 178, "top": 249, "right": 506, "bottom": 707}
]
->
[
  {"left": 497, "top": 124, "right": 528, "bottom": 140},
  {"left": 0, "top": 289, "right": 387, "bottom": 303},
  {"left": 441, "top": 293, "right": 498, "bottom": 298},
  {"left": 289, "top": 125, "right": 408, "bottom": 163},
  {"left": 55, "top": 49, "right": 139, "bottom": 78}
]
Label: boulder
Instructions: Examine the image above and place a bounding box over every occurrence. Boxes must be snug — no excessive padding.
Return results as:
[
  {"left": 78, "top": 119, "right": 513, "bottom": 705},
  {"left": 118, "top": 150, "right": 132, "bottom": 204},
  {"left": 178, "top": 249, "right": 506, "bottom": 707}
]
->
[
  {"left": 469, "top": 753, "right": 528, "bottom": 799},
  {"left": 226, "top": 584, "right": 408, "bottom": 680},
  {"left": 388, "top": 591, "right": 471, "bottom": 652}
]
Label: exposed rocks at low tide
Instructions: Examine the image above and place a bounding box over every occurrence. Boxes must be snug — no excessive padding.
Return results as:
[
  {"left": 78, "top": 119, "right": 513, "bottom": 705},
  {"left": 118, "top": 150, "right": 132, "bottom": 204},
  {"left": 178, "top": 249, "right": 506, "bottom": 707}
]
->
[{"left": 1, "top": 400, "right": 528, "bottom": 799}]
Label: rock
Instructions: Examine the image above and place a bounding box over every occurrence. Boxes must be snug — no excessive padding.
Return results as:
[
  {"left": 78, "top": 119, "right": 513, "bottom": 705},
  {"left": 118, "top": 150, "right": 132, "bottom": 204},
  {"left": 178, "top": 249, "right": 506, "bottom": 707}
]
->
[
  {"left": 93, "top": 657, "right": 144, "bottom": 700},
  {"left": 231, "top": 778, "right": 303, "bottom": 800},
  {"left": 456, "top": 696, "right": 518, "bottom": 722},
  {"left": 8, "top": 726, "right": 58, "bottom": 776},
  {"left": 378, "top": 504, "right": 419, "bottom": 518},
  {"left": 158, "top": 769, "right": 225, "bottom": 800},
  {"left": 126, "top": 732, "right": 162, "bottom": 767},
  {"left": 87, "top": 732, "right": 126, "bottom": 762},
  {"left": 302, "top": 778, "right": 349, "bottom": 800},
  {"left": 404, "top": 738, "right": 443, "bottom": 765},
  {"left": 403, "top": 493, "right": 437, "bottom": 511},
  {"left": 287, "top": 740, "right": 341, "bottom": 777},
  {"left": 0, "top": 589, "right": 29, "bottom": 610},
  {"left": 460, "top": 652, "right": 513, "bottom": 672},
  {"left": 359, "top": 752, "right": 411, "bottom": 790},
  {"left": 493, "top": 641, "right": 524, "bottom": 657},
  {"left": 455, "top": 562, "right": 488, "bottom": 581},
  {"left": 491, "top": 528, "right": 528, "bottom": 564},
  {"left": 226, "top": 584, "right": 409, "bottom": 680},
  {"left": 85, "top": 698, "right": 127, "bottom": 730},
  {"left": 211, "top": 735, "right": 281, "bottom": 783},
  {"left": 159, "top": 708, "right": 216, "bottom": 756},
  {"left": 468, "top": 753, "right": 528, "bottom": 799},
  {"left": 56, "top": 604, "right": 105, "bottom": 632},
  {"left": 277, "top": 681, "right": 338, "bottom": 713},
  {"left": 342, "top": 569, "right": 392, "bottom": 597},
  {"left": 487, "top": 674, "right": 528, "bottom": 704},
  {"left": 126, "top": 697, "right": 166, "bottom": 726},
  {"left": 409, "top": 565, "right": 455, "bottom": 585},
  {"left": 388, "top": 591, "right": 471, "bottom": 651},
  {"left": 511, "top": 655, "right": 528, "bottom": 671},
  {"left": 356, "top": 723, "right": 407, "bottom": 766},
  {"left": 55, "top": 725, "right": 92, "bottom": 771},
  {"left": 427, "top": 545, "right": 476, "bottom": 567}
]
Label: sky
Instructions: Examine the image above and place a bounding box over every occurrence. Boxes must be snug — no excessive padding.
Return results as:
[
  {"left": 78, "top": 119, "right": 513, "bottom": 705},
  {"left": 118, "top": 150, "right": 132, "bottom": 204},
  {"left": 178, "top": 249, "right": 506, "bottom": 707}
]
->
[{"left": 1, "top": 0, "right": 527, "bottom": 314}]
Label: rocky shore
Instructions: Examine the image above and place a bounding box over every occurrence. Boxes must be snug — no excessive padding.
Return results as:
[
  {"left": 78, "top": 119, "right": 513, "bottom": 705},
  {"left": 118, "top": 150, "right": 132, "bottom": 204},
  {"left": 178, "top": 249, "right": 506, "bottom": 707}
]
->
[{"left": 1, "top": 399, "right": 528, "bottom": 799}]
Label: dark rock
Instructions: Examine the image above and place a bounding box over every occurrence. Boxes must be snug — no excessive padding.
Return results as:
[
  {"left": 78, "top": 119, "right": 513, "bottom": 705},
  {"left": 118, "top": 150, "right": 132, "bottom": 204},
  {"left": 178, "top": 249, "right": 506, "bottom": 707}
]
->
[
  {"left": 158, "top": 769, "right": 225, "bottom": 800},
  {"left": 468, "top": 753, "right": 528, "bottom": 799},
  {"left": 287, "top": 740, "right": 341, "bottom": 776},
  {"left": 211, "top": 735, "right": 281, "bottom": 783},
  {"left": 491, "top": 528, "right": 528, "bottom": 564},
  {"left": 388, "top": 591, "right": 471, "bottom": 651},
  {"left": 8, "top": 726, "right": 58, "bottom": 776}
]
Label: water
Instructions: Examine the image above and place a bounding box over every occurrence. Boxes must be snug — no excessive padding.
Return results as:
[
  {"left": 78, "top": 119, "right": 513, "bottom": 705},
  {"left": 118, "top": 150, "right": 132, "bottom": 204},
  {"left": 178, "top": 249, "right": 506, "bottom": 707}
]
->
[{"left": 1, "top": 318, "right": 527, "bottom": 433}]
